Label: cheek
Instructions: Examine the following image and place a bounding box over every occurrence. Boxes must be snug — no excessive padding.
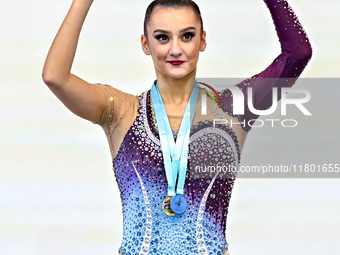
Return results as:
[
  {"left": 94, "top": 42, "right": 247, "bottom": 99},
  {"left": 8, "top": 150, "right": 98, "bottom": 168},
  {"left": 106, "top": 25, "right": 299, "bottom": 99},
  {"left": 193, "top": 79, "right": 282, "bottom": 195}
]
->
[
  {"left": 149, "top": 46, "right": 167, "bottom": 61},
  {"left": 156, "top": 47, "right": 168, "bottom": 60},
  {"left": 187, "top": 45, "right": 200, "bottom": 59}
]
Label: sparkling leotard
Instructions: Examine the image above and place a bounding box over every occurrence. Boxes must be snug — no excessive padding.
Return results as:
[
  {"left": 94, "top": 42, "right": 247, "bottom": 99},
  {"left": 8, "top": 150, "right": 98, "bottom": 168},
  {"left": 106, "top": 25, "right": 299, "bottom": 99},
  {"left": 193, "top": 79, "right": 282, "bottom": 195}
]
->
[{"left": 93, "top": 0, "right": 312, "bottom": 254}]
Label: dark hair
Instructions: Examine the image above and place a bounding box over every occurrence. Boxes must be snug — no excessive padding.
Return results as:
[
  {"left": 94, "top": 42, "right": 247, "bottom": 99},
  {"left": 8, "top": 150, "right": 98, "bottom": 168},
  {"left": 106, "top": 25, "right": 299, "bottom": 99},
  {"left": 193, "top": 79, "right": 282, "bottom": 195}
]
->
[{"left": 143, "top": 0, "right": 204, "bottom": 39}]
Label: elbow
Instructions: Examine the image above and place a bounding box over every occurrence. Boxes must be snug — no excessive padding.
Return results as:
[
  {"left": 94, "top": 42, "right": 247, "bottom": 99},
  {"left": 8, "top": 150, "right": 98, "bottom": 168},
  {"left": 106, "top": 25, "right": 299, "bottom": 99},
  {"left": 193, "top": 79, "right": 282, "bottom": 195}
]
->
[
  {"left": 284, "top": 39, "right": 313, "bottom": 65},
  {"left": 289, "top": 46, "right": 313, "bottom": 68},
  {"left": 284, "top": 47, "right": 312, "bottom": 78},
  {"left": 296, "top": 42, "right": 313, "bottom": 64},
  {"left": 298, "top": 50, "right": 312, "bottom": 68},
  {"left": 42, "top": 68, "right": 64, "bottom": 88},
  {"left": 302, "top": 48, "right": 313, "bottom": 67},
  {"left": 42, "top": 65, "right": 55, "bottom": 86},
  {"left": 42, "top": 71, "right": 55, "bottom": 87},
  {"left": 302, "top": 45, "right": 313, "bottom": 62}
]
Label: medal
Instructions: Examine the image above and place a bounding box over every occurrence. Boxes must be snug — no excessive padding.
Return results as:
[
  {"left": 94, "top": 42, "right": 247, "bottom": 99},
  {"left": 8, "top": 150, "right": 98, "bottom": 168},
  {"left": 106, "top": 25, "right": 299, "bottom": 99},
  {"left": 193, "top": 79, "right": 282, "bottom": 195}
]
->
[
  {"left": 162, "top": 196, "right": 176, "bottom": 216},
  {"left": 170, "top": 194, "right": 187, "bottom": 214},
  {"left": 151, "top": 79, "right": 200, "bottom": 216}
]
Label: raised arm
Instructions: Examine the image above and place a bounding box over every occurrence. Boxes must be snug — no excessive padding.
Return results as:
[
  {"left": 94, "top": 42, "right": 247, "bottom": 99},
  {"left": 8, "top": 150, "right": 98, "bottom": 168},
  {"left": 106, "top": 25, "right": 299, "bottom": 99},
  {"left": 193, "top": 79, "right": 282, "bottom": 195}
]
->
[
  {"left": 256, "top": 0, "right": 313, "bottom": 78},
  {"left": 42, "top": 0, "right": 106, "bottom": 124},
  {"left": 219, "top": 0, "right": 313, "bottom": 132}
]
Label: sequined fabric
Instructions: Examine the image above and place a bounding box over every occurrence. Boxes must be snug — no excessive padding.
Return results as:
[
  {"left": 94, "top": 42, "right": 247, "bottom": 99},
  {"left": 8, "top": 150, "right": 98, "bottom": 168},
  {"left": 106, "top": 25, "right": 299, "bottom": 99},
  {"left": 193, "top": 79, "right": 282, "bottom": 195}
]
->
[
  {"left": 93, "top": 0, "right": 312, "bottom": 254},
  {"left": 112, "top": 89, "right": 239, "bottom": 254},
  {"left": 219, "top": 0, "right": 312, "bottom": 132},
  {"left": 118, "top": 250, "right": 230, "bottom": 255},
  {"left": 118, "top": 247, "right": 232, "bottom": 255}
]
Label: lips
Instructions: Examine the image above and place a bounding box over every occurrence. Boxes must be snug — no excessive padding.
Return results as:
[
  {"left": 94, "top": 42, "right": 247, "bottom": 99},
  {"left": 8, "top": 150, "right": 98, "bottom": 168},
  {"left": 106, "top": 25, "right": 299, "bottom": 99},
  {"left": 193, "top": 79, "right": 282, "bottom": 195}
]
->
[{"left": 169, "top": 61, "right": 184, "bottom": 66}]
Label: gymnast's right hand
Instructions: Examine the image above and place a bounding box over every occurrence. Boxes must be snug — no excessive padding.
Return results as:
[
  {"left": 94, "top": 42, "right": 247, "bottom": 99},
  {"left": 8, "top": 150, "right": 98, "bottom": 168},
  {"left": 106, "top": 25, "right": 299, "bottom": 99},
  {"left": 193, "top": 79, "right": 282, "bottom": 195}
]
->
[{"left": 42, "top": 0, "right": 107, "bottom": 124}]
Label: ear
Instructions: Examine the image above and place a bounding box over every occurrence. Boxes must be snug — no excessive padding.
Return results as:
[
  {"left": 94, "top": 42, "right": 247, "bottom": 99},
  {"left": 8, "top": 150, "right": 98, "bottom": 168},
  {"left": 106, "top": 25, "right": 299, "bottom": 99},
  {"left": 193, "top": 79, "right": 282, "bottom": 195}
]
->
[
  {"left": 199, "top": 31, "right": 207, "bottom": 52},
  {"left": 141, "top": 34, "right": 151, "bottom": 55}
]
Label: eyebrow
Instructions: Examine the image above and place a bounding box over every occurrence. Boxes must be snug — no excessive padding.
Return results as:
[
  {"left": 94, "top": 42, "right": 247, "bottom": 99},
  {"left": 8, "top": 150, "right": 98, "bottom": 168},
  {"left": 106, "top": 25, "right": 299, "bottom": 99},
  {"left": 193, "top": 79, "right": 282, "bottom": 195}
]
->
[{"left": 153, "top": 26, "right": 196, "bottom": 34}]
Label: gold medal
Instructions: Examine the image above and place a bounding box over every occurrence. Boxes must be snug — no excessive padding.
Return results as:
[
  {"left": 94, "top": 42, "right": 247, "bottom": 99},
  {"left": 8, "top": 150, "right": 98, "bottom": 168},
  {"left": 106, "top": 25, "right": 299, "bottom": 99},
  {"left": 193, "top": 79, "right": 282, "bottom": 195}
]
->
[{"left": 162, "top": 196, "right": 176, "bottom": 216}]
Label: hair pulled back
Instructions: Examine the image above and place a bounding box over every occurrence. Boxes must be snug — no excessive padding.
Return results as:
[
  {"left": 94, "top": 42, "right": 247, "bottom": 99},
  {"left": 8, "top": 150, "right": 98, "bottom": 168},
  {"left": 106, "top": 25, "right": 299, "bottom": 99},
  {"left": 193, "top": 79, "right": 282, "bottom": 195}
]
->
[{"left": 143, "top": 0, "right": 204, "bottom": 39}]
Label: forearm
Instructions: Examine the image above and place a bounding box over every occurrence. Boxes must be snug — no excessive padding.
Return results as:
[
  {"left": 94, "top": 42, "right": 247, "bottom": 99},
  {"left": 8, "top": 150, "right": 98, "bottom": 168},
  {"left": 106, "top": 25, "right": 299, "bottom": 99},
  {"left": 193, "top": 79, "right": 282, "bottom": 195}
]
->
[
  {"left": 42, "top": 0, "right": 94, "bottom": 86},
  {"left": 260, "top": 0, "right": 312, "bottom": 78}
]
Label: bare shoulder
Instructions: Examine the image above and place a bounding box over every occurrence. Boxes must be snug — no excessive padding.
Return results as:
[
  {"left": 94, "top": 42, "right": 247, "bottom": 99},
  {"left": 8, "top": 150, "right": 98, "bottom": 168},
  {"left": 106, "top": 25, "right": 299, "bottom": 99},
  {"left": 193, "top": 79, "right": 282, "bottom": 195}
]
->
[{"left": 92, "top": 83, "right": 140, "bottom": 129}]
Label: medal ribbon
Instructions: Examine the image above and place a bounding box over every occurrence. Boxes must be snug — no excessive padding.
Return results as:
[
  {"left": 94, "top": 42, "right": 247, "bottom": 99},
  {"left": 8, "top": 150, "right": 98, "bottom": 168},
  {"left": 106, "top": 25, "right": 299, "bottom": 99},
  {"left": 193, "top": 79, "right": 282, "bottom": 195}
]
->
[{"left": 151, "top": 79, "right": 200, "bottom": 197}]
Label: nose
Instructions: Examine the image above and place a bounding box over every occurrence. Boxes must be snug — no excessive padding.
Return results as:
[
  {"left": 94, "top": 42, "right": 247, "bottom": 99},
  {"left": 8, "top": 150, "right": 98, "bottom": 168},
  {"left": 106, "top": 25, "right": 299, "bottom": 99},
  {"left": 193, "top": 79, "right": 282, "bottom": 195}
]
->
[{"left": 169, "top": 38, "right": 183, "bottom": 56}]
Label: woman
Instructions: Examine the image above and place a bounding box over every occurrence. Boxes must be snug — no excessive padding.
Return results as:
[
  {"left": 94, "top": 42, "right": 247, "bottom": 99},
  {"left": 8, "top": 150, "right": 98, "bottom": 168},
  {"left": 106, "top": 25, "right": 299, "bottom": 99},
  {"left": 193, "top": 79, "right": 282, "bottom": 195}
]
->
[{"left": 42, "top": 0, "right": 312, "bottom": 254}]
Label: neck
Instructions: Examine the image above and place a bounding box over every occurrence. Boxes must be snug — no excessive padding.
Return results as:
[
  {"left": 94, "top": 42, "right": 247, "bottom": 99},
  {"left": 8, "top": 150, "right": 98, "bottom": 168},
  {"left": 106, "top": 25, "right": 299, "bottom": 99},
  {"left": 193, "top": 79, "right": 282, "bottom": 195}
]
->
[{"left": 155, "top": 70, "right": 197, "bottom": 112}]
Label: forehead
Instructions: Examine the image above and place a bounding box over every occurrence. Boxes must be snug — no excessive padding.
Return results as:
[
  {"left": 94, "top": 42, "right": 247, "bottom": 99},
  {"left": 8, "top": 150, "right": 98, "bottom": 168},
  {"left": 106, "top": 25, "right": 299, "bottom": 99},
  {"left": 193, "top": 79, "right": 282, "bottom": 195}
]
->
[{"left": 148, "top": 7, "right": 200, "bottom": 32}]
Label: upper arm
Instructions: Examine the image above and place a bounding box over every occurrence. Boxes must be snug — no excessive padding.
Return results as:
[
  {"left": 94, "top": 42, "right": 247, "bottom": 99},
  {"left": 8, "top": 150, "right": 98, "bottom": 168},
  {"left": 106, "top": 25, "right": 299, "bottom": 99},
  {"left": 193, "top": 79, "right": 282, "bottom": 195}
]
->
[{"left": 45, "top": 73, "right": 109, "bottom": 124}]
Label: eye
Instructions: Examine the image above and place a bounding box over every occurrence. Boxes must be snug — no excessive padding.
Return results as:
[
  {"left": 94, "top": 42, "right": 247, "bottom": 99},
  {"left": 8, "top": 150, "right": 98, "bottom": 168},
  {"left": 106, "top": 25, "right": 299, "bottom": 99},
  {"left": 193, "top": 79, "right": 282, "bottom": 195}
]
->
[
  {"left": 155, "top": 34, "right": 168, "bottom": 41},
  {"left": 183, "top": 32, "right": 195, "bottom": 40}
]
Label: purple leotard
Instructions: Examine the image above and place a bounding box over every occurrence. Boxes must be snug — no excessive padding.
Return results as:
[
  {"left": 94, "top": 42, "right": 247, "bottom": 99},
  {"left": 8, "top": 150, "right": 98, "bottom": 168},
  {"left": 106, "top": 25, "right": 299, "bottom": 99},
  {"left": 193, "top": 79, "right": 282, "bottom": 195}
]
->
[{"left": 93, "top": 0, "right": 312, "bottom": 254}]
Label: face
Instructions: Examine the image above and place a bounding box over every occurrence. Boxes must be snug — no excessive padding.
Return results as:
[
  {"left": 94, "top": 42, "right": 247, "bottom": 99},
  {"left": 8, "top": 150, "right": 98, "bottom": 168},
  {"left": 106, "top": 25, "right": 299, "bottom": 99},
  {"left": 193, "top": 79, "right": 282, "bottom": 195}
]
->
[{"left": 141, "top": 7, "right": 206, "bottom": 80}]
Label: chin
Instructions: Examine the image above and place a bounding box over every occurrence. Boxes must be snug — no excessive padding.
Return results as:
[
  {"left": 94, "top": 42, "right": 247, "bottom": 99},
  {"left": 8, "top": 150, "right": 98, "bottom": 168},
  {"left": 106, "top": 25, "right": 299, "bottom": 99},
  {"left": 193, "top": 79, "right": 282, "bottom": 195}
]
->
[
  {"left": 166, "top": 70, "right": 193, "bottom": 80},
  {"left": 156, "top": 65, "right": 195, "bottom": 80},
  {"left": 168, "top": 74, "right": 189, "bottom": 80}
]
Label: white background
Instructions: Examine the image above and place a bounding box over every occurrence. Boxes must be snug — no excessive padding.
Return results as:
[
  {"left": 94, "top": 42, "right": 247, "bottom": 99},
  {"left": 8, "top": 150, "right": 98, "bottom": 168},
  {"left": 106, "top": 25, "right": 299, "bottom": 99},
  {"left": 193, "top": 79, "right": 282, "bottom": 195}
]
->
[{"left": 0, "top": 0, "right": 340, "bottom": 254}]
